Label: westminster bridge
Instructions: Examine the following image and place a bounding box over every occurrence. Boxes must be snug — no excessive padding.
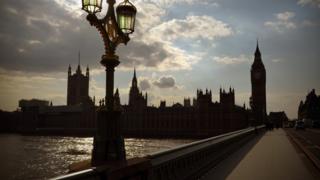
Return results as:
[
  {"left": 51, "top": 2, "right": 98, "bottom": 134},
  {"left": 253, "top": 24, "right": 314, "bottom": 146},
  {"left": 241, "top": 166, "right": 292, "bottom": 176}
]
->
[{"left": 52, "top": 125, "right": 320, "bottom": 180}]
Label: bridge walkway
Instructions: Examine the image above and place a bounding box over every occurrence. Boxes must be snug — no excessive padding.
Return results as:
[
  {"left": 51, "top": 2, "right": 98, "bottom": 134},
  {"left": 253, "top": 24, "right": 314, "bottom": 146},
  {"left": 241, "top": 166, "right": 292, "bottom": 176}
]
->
[{"left": 202, "top": 129, "right": 319, "bottom": 180}]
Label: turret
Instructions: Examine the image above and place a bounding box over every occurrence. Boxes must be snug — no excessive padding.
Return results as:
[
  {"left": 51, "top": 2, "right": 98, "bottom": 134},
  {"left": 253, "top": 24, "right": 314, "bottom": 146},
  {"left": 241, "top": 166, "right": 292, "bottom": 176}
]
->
[
  {"left": 67, "top": 51, "right": 91, "bottom": 106},
  {"left": 128, "top": 68, "right": 147, "bottom": 108},
  {"left": 145, "top": 92, "right": 148, "bottom": 104},
  {"left": 76, "top": 51, "right": 81, "bottom": 74},
  {"left": 132, "top": 67, "right": 137, "bottom": 87},
  {"left": 114, "top": 88, "right": 121, "bottom": 110},
  {"left": 220, "top": 87, "right": 235, "bottom": 107},
  {"left": 68, "top": 64, "right": 71, "bottom": 77},
  {"left": 86, "top": 65, "right": 89, "bottom": 77},
  {"left": 115, "top": 88, "right": 119, "bottom": 96}
]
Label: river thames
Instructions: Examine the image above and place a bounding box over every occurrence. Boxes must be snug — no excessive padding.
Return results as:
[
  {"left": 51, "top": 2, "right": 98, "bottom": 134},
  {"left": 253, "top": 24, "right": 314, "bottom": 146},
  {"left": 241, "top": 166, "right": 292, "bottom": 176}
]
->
[{"left": 0, "top": 134, "right": 194, "bottom": 180}]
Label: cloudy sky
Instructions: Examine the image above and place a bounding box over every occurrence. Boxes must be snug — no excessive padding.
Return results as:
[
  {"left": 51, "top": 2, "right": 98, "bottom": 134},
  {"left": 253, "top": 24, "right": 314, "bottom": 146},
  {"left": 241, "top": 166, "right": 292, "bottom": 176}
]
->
[{"left": 0, "top": 0, "right": 319, "bottom": 119}]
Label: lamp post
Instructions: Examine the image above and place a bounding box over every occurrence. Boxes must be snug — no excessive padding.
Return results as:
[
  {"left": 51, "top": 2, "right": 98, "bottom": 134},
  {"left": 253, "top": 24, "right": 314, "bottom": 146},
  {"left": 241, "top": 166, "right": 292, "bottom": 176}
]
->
[{"left": 81, "top": 0, "right": 136, "bottom": 166}]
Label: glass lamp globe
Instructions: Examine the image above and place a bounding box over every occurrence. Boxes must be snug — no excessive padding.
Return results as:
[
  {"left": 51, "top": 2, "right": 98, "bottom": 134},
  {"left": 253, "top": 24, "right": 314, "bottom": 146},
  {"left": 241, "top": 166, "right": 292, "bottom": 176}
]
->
[
  {"left": 116, "top": 0, "right": 137, "bottom": 34},
  {"left": 82, "top": 0, "right": 102, "bottom": 14}
]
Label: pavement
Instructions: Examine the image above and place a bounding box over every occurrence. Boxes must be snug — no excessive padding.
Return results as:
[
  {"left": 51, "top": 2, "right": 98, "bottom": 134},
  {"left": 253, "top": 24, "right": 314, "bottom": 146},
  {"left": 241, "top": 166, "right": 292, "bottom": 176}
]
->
[
  {"left": 202, "top": 128, "right": 320, "bottom": 180},
  {"left": 285, "top": 128, "right": 320, "bottom": 171}
]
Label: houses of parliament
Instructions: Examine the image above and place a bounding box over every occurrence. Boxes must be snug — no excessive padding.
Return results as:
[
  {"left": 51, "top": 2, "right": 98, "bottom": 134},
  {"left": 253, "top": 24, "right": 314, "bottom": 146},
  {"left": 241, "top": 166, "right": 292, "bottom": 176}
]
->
[{"left": 9, "top": 43, "right": 267, "bottom": 138}]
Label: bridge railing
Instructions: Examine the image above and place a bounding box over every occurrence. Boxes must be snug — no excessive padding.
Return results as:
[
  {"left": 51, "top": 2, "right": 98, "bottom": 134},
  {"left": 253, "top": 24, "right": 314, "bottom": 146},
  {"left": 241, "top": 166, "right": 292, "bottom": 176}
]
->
[
  {"left": 53, "top": 126, "right": 264, "bottom": 180},
  {"left": 147, "top": 125, "right": 264, "bottom": 180}
]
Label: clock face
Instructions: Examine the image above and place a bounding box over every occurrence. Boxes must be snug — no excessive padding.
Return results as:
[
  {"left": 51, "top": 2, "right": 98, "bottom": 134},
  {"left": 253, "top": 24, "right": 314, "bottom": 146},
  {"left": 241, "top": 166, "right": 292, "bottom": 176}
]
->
[{"left": 254, "top": 72, "right": 261, "bottom": 79}]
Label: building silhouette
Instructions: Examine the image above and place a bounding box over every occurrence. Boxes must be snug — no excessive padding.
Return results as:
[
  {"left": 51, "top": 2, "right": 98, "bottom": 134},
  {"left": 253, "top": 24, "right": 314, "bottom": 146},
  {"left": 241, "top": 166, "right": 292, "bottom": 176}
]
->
[
  {"left": 268, "top": 111, "right": 288, "bottom": 128},
  {"left": 16, "top": 53, "right": 96, "bottom": 135},
  {"left": 250, "top": 42, "right": 267, "bottom": 124},
  {"left": 121, "top": 70, "right": 248, "bottom": 138},
  {"left": 298, "top": 89, "right": 320, "bottom": 126},
  {"left": 128, "top": 68, "right": 147, "bottom": 108},
  {"left": 67, "top": 53, "right": 90, "bottom": 106},
  {"left": 11, "top": 43, "right": 267, "bottom": 137}
]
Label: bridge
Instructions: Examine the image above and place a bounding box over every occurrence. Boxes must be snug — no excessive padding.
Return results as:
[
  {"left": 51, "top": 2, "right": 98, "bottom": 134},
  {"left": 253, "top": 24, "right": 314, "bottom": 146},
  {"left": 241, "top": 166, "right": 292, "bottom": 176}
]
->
[{"left": 53, "top": 126, "right": 320, "bottom": 180}]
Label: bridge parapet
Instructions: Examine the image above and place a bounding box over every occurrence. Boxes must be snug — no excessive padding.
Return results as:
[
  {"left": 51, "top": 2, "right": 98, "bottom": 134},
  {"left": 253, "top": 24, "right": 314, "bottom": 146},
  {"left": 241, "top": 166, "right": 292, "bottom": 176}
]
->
[
  {"left": 147, "top": 126, "right": 264, "bottom": 180},
  {"left": 53, "top": 126, "right": 264, "bottom": 180}
]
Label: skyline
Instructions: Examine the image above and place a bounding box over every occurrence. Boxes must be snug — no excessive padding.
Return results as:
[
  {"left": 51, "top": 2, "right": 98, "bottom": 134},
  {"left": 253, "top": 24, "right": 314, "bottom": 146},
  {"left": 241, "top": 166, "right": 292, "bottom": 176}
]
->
[{"left": 0, "top": 0, "right": 320, "bottom": 119}]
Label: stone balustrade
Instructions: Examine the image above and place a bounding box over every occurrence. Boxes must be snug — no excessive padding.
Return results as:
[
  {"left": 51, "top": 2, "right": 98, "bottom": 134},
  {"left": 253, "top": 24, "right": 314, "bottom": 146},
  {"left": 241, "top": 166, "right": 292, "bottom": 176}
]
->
[{"left": 53, "top": 126, "right": 264, "bottom": 180}]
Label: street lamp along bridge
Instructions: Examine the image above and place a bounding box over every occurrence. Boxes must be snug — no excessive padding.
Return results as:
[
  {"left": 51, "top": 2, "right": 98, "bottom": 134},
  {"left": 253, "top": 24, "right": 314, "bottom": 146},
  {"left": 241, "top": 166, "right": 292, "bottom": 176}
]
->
[{"left": 81, "top": 0, "right": 137, "bottom": 166}]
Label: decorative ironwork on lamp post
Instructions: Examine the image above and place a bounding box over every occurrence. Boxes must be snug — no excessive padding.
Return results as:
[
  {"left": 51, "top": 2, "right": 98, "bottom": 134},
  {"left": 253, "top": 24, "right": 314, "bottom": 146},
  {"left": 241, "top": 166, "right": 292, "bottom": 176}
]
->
[{"left": 81, "top": 0, "right": 136, "bottom": 166}]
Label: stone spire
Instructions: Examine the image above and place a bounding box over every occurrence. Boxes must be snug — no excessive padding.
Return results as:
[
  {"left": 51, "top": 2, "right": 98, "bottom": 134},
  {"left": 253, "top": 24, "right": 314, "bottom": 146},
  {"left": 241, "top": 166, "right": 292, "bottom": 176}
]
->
[
  {"left": 114, "top": 88, "right": 121, "bottom": 110},
  {"left": 255, "top": 40, "right": 261, "bottom": 58},
  {"left": 132, "top": 67, "right": 137, "bottom": 87},
  {"left": 115, "top": 88, "right": 119, "bottom": 96},
  {"left": 76, "top": 51, "right": 81, "bottom": 74},
  {"left": 86, "top": 65, "right": 89, "bottom": 77},
  {"left": 252, "top": 40, "right": 264, "bottom": 69},
  {"left": 68, "top": 64, "right": 71, "bottom": 76}
]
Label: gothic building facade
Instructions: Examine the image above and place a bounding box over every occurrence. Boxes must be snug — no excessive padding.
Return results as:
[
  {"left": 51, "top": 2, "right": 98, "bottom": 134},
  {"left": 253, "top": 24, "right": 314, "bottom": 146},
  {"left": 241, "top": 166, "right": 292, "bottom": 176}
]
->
[
  {"left": 17, "top": 55, "right": 96, "bottom": 135},
  {"left": 14, "top": 44, "right": 267, "bottom": 137},
  {"left": 250, "top": 42, "right": 267, "bottom": 124},
  {"left": 128, "top": 68, "right": 148, "bottom": 108},
  {"left": 298, "top": 89, "right": 320, "bottom": 126},
  {"left": 121, "top": 70, "right": 249, "bottom": 138},
  {"left": 67, "top": 60, "right": 91, "bottom": 106}
]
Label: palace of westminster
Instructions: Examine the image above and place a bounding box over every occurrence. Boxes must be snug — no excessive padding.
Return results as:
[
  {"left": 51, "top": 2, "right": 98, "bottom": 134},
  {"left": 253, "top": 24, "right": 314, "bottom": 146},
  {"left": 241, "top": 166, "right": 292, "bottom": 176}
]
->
[{"left": 13, "top": 43, "right": 267, "bottom": 138}]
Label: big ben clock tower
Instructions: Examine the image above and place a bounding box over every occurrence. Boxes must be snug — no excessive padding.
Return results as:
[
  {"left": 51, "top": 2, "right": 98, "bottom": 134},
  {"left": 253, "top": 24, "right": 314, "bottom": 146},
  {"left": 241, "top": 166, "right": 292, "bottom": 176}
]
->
[{"left": 251, "top": 42, "right": 267, "bottom": 124}]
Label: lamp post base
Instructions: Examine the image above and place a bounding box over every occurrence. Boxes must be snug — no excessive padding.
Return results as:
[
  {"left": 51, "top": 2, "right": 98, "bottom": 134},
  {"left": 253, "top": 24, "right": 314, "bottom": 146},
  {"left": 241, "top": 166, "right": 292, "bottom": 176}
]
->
[{"left": 92, "top": 109, "right": 126, "bottom": 166}]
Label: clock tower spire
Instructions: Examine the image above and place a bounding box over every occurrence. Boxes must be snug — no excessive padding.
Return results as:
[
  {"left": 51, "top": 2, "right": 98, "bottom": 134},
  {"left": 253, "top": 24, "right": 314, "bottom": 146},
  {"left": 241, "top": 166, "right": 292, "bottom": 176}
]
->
[{"left": 251, "top": 41, "right": 267, "bottom": 124}]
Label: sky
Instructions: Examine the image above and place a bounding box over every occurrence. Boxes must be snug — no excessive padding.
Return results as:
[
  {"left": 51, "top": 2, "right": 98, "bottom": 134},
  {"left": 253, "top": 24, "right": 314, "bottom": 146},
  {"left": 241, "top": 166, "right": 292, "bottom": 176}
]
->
[{"left": 0, "top": 0, "right": 319, "bottom": 119}]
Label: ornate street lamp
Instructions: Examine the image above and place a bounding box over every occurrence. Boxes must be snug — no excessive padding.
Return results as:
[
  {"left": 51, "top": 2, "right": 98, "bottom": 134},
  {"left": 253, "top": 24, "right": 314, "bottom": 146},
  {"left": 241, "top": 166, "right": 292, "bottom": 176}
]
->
[
  {"left": 81, "top": 0, "right": 136, "bottom": 166},
  {"left": 82, "top": 0, "right": 102, "bottom": 14}
]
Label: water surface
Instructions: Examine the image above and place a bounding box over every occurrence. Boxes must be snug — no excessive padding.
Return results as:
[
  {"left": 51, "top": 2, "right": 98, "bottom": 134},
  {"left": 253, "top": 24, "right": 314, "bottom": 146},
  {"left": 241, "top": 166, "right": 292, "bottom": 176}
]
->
[{"left": 0, "top": 134, "right": 193, "bottom": 179}]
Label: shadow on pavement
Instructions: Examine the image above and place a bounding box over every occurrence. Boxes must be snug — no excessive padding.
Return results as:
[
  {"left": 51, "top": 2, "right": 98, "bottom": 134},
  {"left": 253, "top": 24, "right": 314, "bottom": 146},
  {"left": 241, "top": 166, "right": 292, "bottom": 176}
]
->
[{"left": 201, "top": 129, "right": 265, "bottom": 180}]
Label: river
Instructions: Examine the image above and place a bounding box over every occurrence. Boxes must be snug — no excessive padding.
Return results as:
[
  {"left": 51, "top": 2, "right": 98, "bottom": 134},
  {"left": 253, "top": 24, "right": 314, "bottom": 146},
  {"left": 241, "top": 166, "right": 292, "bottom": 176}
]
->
[{"left": 0, "top": 134, "right": 194, "bottom": 180}]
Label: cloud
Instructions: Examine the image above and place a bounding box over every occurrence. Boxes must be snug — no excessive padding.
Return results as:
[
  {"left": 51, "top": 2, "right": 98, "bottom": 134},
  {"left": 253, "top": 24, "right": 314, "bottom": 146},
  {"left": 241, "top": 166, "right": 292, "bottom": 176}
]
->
[
  {"left": 136, "top": 75, "right": 177, "bottom": 90},
  {"left": 153, "top": 76, "right": 176, "bottom": 88},
  {"left": 53, "top": 0, "right": 82, "bottom": 18},
  {"left": 28, "top": 40, "right": 42, "bottom": 45},
  {"left": 0, "top": 68, "right": 67, "bottom": 110},
  {"left": 139, "top": 79, "right": 151, "bottom": 90},
  {"left": 117, "top": 14, "right": 232, "bottom": 71},
  {"left": 301, "top": 20, "right": 320, "bottom": 27},
  {"left": 213, "top": 54, "right": 250, "bottom": 65},
  {"left": 271, "top": 59, "right": 283, "bottom": 63},
  {"left": 297, "top": 0, "right": 320, "bottom": 8},
  {"left": 264, "top": 11, "right": 297, "bottom": 32},
  {"left": 276, "top": 11, "right": 295, "bottom": 21},
  {"left": 0, "top": 0, "right": 231, "bottom": 74},
  {"left": 0, "top": 0, "right": 102, "bottom": 73},
  {"left": 135, "top": 0, "right": 219, "bottom": 8},
  {"left": 149, "top": 15, "right": 233, "bottom": 41}
]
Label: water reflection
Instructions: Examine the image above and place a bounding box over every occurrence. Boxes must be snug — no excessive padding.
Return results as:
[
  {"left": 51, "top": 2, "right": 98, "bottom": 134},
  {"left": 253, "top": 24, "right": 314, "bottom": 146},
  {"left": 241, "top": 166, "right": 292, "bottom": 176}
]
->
[{"left": 0, "top": 134, "right": 194, "bottom": 180}]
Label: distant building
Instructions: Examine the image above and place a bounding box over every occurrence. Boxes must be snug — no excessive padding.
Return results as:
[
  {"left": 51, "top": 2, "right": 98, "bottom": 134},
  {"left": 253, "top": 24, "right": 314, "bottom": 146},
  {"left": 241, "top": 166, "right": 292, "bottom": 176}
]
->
[
  {"left": 19, "top": 99, "right": 49, "bottom": 112},
  {"left": 298, "top": 89, "right": 320, "bottom": 126},
  {"left": 250, "top": 42, "right": 267, "bottom": 124},
  {"left": 0, "top": 110, "right": 20, "bottom": 133},
  {"left": 121, "top": 69, "right": 249, "bottom": 138},
  {"left": 67, "top": 60, "right": 90, "bottom": 106},
  {"left": 17, "top": 54, "right": 96, "bottom": 135},
  {"left": 128, "top": 68, "right": 147, "bottom": 108},
  {"left": 184, "top": 98, "right": 191, "bottom": 107},
  {"left": 13, "top": 43, "right": 266, "bottom": 137},
  {"left": 269, "top": 111, "right": 288, "bottom": 128}
]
